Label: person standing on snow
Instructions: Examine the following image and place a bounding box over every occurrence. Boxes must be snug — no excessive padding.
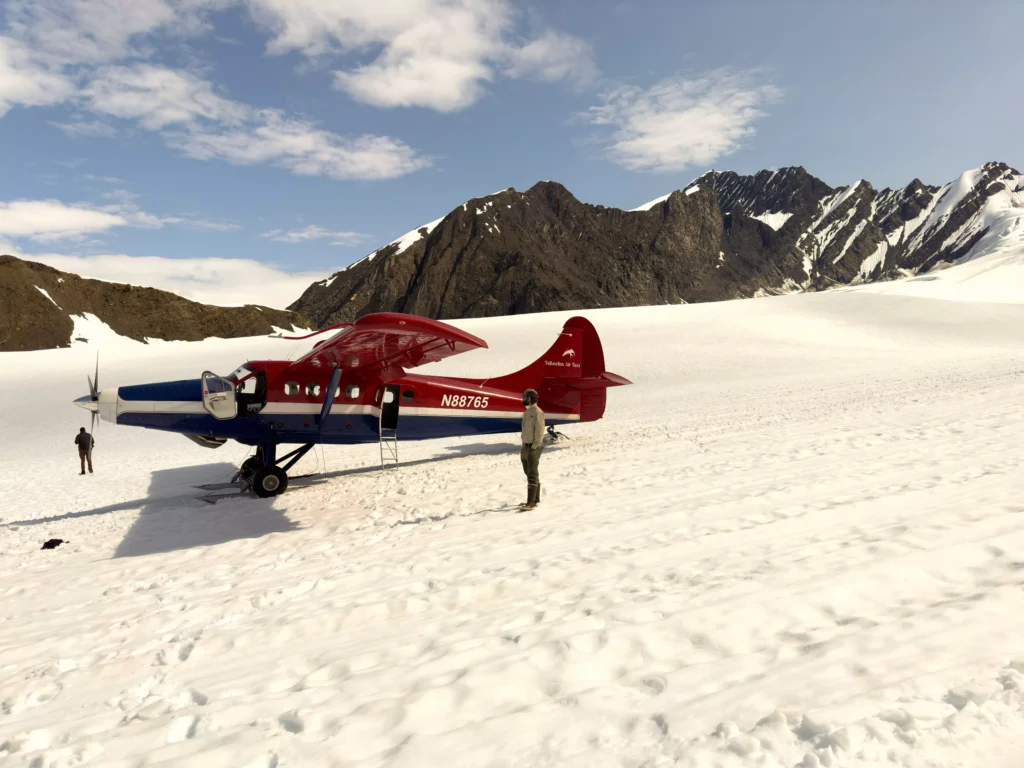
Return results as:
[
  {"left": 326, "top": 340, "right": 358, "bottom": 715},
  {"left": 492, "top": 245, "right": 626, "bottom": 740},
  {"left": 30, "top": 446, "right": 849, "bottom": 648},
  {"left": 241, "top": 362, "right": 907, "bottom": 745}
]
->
[
  {"left": 519, "top": 389, "right": 545, "bottom": 510},
  {"left": 75, "top": 427, "right": 94, "bottom": 475}
]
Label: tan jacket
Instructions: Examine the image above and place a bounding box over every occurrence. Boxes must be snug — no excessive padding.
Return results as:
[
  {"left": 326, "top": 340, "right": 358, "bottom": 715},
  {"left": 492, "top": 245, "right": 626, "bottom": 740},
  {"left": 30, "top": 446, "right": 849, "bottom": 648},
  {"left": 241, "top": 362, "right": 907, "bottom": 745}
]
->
[{"left": 521, "top": 404, "right": 545, "bottom": 448}]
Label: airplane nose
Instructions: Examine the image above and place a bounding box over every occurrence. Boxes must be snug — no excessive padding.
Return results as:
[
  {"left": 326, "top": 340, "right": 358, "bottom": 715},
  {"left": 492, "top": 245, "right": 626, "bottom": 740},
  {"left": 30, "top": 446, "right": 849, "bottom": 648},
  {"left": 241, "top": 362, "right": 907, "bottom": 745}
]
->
[{"left": 74, "top": 394, "right": 99, "bottom": 413}]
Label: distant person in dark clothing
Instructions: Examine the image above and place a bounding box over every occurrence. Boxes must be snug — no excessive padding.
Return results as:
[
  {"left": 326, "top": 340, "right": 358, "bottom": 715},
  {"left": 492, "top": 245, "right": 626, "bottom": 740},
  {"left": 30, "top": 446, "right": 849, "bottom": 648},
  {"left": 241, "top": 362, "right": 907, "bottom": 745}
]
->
[{"left": 75, "top": 427, "right": 94, "bottom": 474}]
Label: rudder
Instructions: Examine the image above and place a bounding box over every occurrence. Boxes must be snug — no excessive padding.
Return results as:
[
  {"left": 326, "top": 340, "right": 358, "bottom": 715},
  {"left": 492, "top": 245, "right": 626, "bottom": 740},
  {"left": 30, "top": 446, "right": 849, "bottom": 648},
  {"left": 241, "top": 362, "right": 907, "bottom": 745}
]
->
[{"left": 482, "top": 316, "right": 628, "bottom": 423}]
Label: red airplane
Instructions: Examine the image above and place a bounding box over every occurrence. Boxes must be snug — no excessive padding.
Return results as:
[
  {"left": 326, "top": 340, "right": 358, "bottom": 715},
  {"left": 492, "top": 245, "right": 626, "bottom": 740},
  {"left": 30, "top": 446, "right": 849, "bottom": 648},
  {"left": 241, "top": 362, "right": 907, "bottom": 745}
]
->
[{"left": 75, "top": 312, "right": 630, "bottom": 497}]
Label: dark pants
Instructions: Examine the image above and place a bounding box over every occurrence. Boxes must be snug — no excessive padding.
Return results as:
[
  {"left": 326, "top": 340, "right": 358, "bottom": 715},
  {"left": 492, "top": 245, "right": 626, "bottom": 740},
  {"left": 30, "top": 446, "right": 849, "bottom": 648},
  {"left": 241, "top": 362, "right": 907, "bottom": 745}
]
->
[
  {"left": 521, "top": 445, "right": 542, "bottom": 485},
  {"left": 79, "top": 449, "right": 93, "bottom": 473}
]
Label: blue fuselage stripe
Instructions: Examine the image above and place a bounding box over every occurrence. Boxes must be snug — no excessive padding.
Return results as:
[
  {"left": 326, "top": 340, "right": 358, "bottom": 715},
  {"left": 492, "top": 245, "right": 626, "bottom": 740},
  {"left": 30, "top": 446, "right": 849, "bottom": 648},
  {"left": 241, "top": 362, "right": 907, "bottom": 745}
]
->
[
  {"left": 116, "top": 411, "right": 570, "bottom": 445},
  {"left": 118, "top": 379, "right": 203, "bottom": 402}
]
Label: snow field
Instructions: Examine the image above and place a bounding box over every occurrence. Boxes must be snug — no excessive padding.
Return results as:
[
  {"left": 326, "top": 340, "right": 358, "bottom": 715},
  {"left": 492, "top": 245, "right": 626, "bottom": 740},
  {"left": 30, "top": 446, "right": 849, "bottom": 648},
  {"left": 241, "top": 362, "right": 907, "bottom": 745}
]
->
[{"left": 2, "top": 290, "right": 1024, "bottom": 767}]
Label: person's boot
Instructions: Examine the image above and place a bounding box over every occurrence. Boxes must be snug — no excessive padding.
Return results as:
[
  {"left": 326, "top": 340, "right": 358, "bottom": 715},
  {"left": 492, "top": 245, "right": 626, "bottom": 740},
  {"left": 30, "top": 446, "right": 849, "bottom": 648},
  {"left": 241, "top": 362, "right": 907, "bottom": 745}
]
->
[
  {"left": 80, "top": 470, "right": 85, "bottom": 475},
  {"left": 535, "top": 483, "right": 541, "bottom": 506},
  {"left": 519, "top": 484, "right": 532, "bottom": 510},
  {"left": 521, "top": 484, "right": 539, "bottom": 511}
]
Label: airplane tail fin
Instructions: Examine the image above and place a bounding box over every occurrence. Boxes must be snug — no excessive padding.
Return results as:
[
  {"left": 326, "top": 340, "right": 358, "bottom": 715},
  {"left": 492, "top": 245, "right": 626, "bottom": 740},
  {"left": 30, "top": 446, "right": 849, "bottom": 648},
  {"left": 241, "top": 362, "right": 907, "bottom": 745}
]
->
[{"left": 486, "top": 316, "right": 630, "bottom": 422}]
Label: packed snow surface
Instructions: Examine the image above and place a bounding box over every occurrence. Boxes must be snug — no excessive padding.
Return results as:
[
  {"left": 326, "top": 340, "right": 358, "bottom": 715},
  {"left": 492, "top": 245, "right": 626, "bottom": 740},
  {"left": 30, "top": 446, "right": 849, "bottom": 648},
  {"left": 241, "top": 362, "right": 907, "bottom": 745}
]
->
[{"left": 3, "top": 283, "right": 1024, "bottom": 766}]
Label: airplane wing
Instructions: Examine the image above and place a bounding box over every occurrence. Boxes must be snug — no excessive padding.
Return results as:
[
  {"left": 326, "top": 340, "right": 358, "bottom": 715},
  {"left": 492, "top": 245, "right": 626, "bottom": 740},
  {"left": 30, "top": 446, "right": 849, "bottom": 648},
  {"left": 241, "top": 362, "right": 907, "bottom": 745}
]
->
[{"left": 284, "top": 312, "right": 487, "bottom": 377}]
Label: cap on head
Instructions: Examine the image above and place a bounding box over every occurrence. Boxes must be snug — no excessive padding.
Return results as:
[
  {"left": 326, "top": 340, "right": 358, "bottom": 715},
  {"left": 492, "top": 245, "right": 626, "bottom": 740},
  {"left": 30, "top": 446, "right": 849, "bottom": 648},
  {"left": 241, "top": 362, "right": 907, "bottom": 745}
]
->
[
  {"left": 80, "top": 427, "right": 85, "bottom": 432},
  {"left": 522, "top": 388, "right": 538, "bottom": 405}
]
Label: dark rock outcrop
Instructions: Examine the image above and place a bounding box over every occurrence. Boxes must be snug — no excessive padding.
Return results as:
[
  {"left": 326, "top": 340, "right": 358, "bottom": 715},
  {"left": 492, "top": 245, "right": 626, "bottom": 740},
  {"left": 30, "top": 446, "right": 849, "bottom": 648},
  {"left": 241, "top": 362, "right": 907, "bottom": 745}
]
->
[{"left": 290, "top": 180, "right": 807, "bottom": 327}]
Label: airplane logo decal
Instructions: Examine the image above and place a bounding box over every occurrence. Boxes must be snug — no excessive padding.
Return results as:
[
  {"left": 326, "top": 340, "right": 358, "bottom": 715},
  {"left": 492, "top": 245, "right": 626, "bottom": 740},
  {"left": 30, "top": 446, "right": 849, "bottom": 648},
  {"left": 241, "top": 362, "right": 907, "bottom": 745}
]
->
[{"left": 561, "top": 348, "right": 576, "bottom": 358}]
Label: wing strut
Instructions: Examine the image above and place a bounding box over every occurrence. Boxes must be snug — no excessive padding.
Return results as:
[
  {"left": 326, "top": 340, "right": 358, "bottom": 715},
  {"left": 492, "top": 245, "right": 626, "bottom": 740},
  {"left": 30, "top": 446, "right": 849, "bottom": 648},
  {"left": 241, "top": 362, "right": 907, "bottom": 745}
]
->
[{"left": 317, "top": 366, "right": 343, "bottom": 427}]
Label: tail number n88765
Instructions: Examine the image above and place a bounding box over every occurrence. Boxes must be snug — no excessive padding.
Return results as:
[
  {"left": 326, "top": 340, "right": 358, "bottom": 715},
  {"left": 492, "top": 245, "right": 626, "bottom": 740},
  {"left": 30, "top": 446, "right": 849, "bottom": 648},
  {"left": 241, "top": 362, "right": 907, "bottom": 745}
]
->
[{"left": 440, "top": 394, "right": 489, "bottom": 409}]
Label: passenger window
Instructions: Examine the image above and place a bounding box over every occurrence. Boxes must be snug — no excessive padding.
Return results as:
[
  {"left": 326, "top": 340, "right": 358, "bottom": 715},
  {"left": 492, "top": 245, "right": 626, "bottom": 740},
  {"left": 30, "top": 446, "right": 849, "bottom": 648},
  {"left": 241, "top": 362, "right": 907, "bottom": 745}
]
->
[
  {"left": 240, "top": 377, "right": 256, "bottom": 394},
  {"left": 285, "top": 381, "right": 299, "bottom": 396},
  {"left": 306, "top": 383, "right": 321, "bottom": 397},
  {"left": 383, "top": 389, "right": 395, "bottom": 404},
  {"left": 346, "top": 385, "right": 360, "bottom": 399},
  {"left": 402, "top": 390, "right": 414, "bottom": 402}
]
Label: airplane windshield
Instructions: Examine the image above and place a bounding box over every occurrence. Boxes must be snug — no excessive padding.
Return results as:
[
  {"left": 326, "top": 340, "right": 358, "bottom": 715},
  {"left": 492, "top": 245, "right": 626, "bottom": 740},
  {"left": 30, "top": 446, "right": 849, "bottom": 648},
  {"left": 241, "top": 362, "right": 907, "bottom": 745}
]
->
[{"left": 228, "top": 364, "right": 254, "bottom": 382}]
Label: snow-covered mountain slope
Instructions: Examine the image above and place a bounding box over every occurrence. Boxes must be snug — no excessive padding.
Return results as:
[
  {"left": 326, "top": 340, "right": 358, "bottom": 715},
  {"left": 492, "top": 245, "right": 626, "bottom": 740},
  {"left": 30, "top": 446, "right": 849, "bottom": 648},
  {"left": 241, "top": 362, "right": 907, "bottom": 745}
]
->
[
  {"left": 291, "top": 163, "right": 1022, "bottom": 328},
  {"left": 0, "top": 256, "right": 308, "bottom": 351},
  {"left": 3, "top": 287, "right": 1024, "bottom": 767},
  {"left": 695, "top": 162, "right": 1024, "bottom": 290}
]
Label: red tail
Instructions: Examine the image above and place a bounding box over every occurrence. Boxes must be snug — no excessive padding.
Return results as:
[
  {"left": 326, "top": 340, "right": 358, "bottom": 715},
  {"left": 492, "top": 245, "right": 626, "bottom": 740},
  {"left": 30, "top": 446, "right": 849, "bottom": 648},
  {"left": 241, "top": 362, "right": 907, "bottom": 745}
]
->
[{"left": 483, "top": 316, "right": 630, "bottom": 422}]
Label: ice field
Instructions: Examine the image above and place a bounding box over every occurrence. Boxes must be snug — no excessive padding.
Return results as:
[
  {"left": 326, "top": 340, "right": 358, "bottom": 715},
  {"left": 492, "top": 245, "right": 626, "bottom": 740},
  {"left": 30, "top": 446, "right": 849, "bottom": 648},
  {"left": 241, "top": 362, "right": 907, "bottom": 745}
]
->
[{"left": 3, "top": 262, "right": 1024, "bottom": 767}]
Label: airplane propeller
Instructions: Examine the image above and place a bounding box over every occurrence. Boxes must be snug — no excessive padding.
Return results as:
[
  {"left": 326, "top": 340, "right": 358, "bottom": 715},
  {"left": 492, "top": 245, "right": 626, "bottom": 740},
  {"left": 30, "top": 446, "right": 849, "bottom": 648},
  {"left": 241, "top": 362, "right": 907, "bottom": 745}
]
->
[{"left": 76, "top": 353, "right": 100, "bottom": 433}]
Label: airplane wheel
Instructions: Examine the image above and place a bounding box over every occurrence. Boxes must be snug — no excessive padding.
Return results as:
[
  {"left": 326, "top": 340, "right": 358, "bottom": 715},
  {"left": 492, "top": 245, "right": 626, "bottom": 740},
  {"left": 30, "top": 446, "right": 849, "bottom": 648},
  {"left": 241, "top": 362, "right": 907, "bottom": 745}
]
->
[
  {"left": 240, "top": 457, "right": 259, "bottom": 477},
  {"left": 252, "top": 466, "right": 288, "bottom": 498}
]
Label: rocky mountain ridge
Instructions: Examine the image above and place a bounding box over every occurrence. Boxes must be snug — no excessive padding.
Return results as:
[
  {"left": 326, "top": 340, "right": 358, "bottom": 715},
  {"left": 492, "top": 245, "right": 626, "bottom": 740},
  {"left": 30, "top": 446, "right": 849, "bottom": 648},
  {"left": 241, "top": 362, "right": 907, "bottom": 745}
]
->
[
  {"left": 290, "top": 162, "right": 1023, "bottom": 327},
  {"left": 0, "top": 256, "right": 307, "bottom": 352}
]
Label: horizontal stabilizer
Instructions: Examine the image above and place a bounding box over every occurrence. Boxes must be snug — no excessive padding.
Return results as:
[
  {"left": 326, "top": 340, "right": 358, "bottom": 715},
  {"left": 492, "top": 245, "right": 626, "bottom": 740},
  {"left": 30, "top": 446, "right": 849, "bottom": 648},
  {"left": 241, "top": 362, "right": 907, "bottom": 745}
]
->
[{"left": 560, "top": 372, "right": 633, "bottom": 390}]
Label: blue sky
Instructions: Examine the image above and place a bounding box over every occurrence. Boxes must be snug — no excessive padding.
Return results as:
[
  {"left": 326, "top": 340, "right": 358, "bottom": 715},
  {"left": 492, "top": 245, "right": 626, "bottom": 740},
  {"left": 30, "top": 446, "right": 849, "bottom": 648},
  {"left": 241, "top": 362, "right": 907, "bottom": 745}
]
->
[{"left": 1, "top": 0, "right": 1021, "bottom": 307}]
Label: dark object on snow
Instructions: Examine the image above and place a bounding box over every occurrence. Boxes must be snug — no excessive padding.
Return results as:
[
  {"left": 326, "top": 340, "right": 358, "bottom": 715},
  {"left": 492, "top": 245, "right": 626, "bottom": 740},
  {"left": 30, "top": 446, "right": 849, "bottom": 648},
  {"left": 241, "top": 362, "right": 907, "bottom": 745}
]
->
[
  {"left": 41, "top": 538, "right": 65, "bottom": 550},
  {"left": 544, "top": 425, "right": 568, "bottom": 444}
]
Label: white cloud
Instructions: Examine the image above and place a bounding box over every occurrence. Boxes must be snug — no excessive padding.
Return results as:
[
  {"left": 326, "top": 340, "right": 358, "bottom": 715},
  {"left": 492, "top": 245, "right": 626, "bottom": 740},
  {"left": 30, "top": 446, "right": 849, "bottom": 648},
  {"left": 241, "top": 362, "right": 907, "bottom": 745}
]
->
[
  {"left": 0, "top": 36, "right": 75, "bottom": 116},
  {"left": 579, "top": 69, "right": 782, "bottom": 173},
  {"left": 262, "top": 224, "right": 369, "bottom": 245},
  {"left": 175, "top": 218, "right": 243, "bottom": 232},
  {"left": 85, "top": 64, "right": 247, "bottom": 129},
  {"left": 246, "top": 0, "right": 597, "bottom": 112},
  {"left": 1, "top": 0, "right": 582, "bottom": 179},
  {"left": 4, "top": 0, "right": 226, "bottom": 65},
  {"left": 503, "top": 31, "right": 597, "bottom": 85},
  {"left": 83, "top": 64, "right": 430, "bottom": 179},
  {"left": 0, "top": 200, "right": 127, "bottom": 242},
  {"left": 28, "top": 252, "right": 323, "bottom": 308},
  {"left": 333, "top": 53, "right": 494, "bottom": 113},
  {"left": 0, "top": 195, "right": 240, "bottom": 241},
  {"left": 168, "top": 111, "right": 431, "bottom": 180},
  {"left": 2, "top": 3, "right": 433, "bottom": 180},
  {"left": 49, "top": 118, "right": 120, "bottom": 138},
  {"left": 80, "top": 174, "right": 127, "bottom": 184}
]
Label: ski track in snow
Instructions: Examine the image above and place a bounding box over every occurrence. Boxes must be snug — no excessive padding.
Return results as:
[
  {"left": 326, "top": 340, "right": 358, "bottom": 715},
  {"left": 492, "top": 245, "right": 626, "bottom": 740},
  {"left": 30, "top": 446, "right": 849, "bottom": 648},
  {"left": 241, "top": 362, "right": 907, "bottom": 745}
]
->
[{"left": 2, "top": 293, "right": 1024, "bottom": 767}]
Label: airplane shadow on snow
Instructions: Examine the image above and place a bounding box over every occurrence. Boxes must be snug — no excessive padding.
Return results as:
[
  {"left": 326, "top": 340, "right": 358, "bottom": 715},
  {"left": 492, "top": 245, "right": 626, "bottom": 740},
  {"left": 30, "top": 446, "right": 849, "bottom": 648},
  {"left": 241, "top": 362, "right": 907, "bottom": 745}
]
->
[
  {"left": 300, "top": 440, "right": 521, "bottom": 483},
  {"left": 13, "top": 462, "right": 298, "bottom": 559},
  {"left": 291, "top": 440, "right": 562, "bottom": 486},
  {"left": 15, "top": 440, "right": 562, "bottom": 557},
  {"left": 111, "top": 463, "right": 300, "bottom": 559}
]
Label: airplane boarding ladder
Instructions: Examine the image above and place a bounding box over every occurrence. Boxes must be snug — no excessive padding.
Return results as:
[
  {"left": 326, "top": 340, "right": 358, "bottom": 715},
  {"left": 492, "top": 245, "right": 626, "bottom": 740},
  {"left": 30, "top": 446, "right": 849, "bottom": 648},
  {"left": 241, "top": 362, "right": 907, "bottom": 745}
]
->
[{"left": 380, "top": 424, "right": 399, "bottom": 470}]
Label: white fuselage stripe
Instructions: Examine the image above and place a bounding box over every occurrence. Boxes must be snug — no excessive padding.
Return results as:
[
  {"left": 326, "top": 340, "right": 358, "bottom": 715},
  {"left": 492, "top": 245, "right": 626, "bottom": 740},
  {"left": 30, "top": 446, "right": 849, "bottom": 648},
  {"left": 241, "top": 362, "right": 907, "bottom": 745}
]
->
[{"left": 116, "top": 399, "right": 580, "bottom": 421}]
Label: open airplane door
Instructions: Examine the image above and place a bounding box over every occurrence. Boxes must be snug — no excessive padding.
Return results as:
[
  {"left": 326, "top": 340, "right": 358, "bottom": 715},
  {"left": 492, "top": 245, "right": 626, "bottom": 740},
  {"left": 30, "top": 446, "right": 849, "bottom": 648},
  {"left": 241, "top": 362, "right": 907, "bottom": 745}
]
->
[
  {"left": 202, "top": 371, "right": 237, "bottom": 420},
  {"left": 380, "top": 384, "right": 400, "bottom": 430}
]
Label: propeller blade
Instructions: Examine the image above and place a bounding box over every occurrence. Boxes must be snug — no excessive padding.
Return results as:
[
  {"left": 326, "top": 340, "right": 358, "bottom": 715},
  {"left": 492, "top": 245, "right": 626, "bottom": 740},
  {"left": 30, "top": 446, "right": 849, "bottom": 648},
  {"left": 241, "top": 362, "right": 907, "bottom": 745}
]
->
[
  {"left": 87, "top": 374, "right": 95, "bottom": 399},
  {"left": 91, "top": 409, "right": 97, "bottom": 434},
  {"left": 94, "top": 353, "right": 99, "bottom": 397}
]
